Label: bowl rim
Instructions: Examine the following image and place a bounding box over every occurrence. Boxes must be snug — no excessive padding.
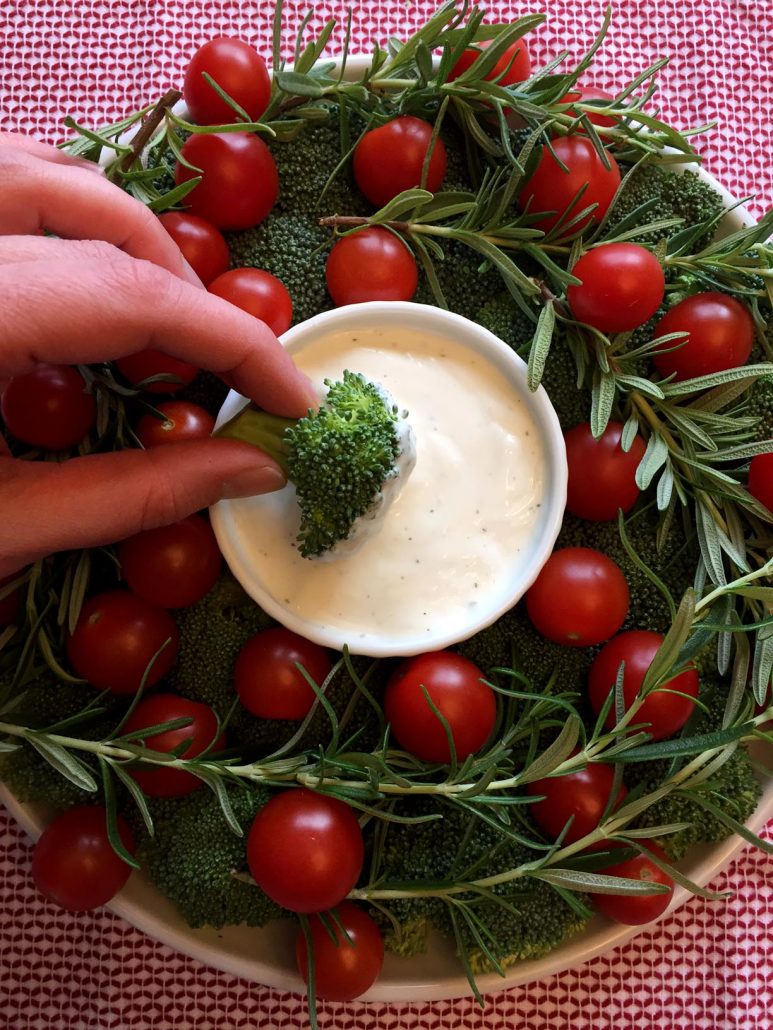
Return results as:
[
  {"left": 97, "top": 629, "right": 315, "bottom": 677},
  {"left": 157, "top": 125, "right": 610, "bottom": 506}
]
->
[
  {"left": 10, "top": 54, "right": 767, "bottom": 1004},
  {"left": 210, "top": 300, "right": 568, "bottom": 657}
]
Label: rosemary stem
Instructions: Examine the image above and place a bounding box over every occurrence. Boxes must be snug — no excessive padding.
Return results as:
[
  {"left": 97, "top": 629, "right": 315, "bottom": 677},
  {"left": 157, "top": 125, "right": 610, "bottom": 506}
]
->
[
  {"left": 695, "top": 555, "right": 773, "bottom": 613},
  {"left": 368, "top": 77, "right": 425, "bottom": 89},
  {"left": 111, "top": 88, "right": 182, "bottom": 181},
  {"left": 629, "top": 391, "right": 730, "bottom": 534}
]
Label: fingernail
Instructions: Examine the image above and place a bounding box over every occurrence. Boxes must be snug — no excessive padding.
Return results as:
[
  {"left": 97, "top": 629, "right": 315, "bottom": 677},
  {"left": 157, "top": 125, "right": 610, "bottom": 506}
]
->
[
  {"left": 222, "top": 465, "right": 287, "bottom": 499},
  {"left": 302, "top": 373, "right": 322, "bottom": 411}
]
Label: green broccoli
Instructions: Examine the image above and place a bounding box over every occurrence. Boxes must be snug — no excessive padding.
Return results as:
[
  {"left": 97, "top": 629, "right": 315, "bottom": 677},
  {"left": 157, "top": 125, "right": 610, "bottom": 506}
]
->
[
  {"left": 226, "top": 213, "right": 332, "bottom": 326},
  {"left": 268, "top": 110, "right": 371, "bottom": 218},
  {"left": 458, "top": 601, "right": 591, "bottom": 692},
  {"left": 748, "top": 374, "right": 773, "bottom": 443},
  {"left": 372, "top": 800, "right": 589, "bottom": 970},
  {"left": 131, "top": 785, "right": 282, "bottom": 929},
  {"left": 460, "top": 505, "right": 699, "bottom": 686},
  {"left": 475, "top": 290, "right": 538, "bottom": 351},
  {"left": 604, "top": 163, "right": 725, "bottom": 251},
  {"left": 413, "top": 238, "right": 508, "bottom": 322},
  {"left": 168, "top": 573, "right": 380, "bottom": 757},
  {"left": 628, "top": 678, "right": 762, "bottom": 859},
  {"left": 0, "top": 675, "right": 122, "bottom": 809},
  {"left": 217, "top": 370, "right": 410, "bottom": 557},
  {"left": 557, "top": 506, "right": 700, "bottom": 636}
]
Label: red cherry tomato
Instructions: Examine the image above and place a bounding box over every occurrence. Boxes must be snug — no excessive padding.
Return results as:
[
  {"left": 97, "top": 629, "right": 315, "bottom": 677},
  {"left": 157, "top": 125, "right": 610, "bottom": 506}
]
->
[
  {"left": 520, "top": 135, "right": 621, "bottom": 234},
  {"left": 158, "top": 212, "right": 231, "bottom": 286},
  {"left": 527, "top": 761, "right": 627, "bottom": 844},
  {"left": 247, "top": 788, "right": 364, "bottom": 913},
  {"left": 115, "top": 350, "right": 199, "bottom": 395},
  {"left": 565, "top": 421, "right": 647, "bottom": 521},
  {"left": 588, "top": 629, "right": 699, "bottom": 741},
  {"left": 175, "top": 132, "right": 279, "bottom": 230},
  {"left": 118, "top": 515, "right": 222, "bottom": 609},
  {"left": 0, "top": 573, "right": 22, "bottom": 627},
  {"left": 448, "top": 36, "right": 531, "bottom": 85},
  {"left": 384, "top": 651, "right": 496, "bottom": 763},
  {"left": 325, "top": 227, "right": 418, "bottom": 306},
  {"left": 567, "top": 243, "right": 665, "bottom": 334},
  {"left": 1, "top": 364, "right": 95, "bottom": 450},
  {"left": 526, "top": 548, "right": 629, "bottom": 647},
  {"left": 208, "top": 268, "right": 293, "bottom": 336},
  {"left": 561, "top": 86, "right": 618, "bottom": 128},
  {"left": 122, "top": 693, "right": 224, "bottom": 797},
  {"left": 748, "top": 452, "right": 773, "bottom": 512},
  {"left": 652, "top": 293, "right": 755, "bottom": 381},
  {"left": 183, "top": 37, "right": 271, "bottom": 126},
  {"left": 32, "top": 805, "right": 135, "bottom": 911},
  {"left": 234, "top": 627, "right": 332, "bottom": 720},
  {"left": 296, "top": 903, "right": 384, "bottom": 1001},
  {"left": 135, "top": 400, "right": 215, "bottom": 447},
  {"left": 353, "top": 116, "right": 447, "bottom": 209},
  {"left": 66, "top": 590, "right": 179, "bottom": 695},
  {"left": 593, "top": 840, "right": 674, "bottom": 925}
]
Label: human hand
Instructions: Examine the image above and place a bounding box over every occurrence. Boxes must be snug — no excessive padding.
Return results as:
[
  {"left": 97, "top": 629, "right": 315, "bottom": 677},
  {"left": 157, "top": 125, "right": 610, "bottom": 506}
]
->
[{"left": 0, "top": 134, "right": 316, "bottom": 577}]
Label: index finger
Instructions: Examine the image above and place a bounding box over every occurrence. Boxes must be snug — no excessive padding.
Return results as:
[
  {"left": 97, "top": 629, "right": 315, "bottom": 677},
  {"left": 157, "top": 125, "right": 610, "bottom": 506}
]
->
[
  {"left": 0, "top": 139, "right": 191, "bottom": 279},
  {"left": 0, "top": 131, "right": 105, "bottom": 171},
  {"left": 0, "top": 254, "right": 317, "bottom": 417}
]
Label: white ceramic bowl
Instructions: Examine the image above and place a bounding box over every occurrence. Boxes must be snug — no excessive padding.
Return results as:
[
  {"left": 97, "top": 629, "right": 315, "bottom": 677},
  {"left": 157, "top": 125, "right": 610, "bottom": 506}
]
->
[{"left": 210, "top": 301, "right": 568, "bottom": 657}]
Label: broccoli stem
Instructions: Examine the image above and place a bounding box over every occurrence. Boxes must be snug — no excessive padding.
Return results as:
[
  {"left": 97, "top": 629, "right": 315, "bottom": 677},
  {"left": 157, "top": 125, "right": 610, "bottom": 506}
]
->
[{"left": 215, "top": 405, "right": 296, "bottom": 473}]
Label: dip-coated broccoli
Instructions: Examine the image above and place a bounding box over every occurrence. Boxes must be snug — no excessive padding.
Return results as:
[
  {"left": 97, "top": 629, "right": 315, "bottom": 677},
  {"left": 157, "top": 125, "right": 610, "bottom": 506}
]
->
[{"left": 217, "top": 370, "right": 412, "bottom": 558}]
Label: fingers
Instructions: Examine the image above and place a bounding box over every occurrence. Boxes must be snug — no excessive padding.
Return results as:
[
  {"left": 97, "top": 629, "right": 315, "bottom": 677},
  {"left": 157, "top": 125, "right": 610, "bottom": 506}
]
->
[
  {"left": 0, "top": 441, "right": 285, "bottom": 578},
  {"left": 0, "top": 132, "right": 104, "bottom": 171},
  {"left": 0, "top": 140, "right": 190, "bottom": 278},
  {"left": 0, "top": 255, "right": 316, "bottom": 417},
  {"left": 0, "top": 236, "right": 125, "bottom": 266},
  {"left": 0, "top": 234, "right": 204, "bottom": 289}
]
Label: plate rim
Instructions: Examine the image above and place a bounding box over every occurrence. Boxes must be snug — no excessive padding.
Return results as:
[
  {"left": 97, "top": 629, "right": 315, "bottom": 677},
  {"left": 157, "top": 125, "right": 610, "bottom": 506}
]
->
[{"left": 5, "top": 55, "right": 769, "bottom": 1003}]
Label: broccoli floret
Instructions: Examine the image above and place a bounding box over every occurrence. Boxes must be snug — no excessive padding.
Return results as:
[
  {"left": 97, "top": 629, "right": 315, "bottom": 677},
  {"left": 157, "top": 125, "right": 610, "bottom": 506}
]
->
[
  {"left": 460, "top": 506, "right": 698, "bottom": 684},
  {"left": 475, "top": 291, "right": 537, "bottom": 351},
  {"left": 605, "top": 164, "right": 724, "bottom": 251},
  {"left": 748, "top": 374, "right": 773, "bottom": 443},
  {"left": 227, "top": 213, "right": 332, "bottom": 326},
  {"left": 373, "top": 800, "right": 589, "bottom": 970},
  {"left": 414, "top": 238, "right": 505, "bottom": 322},
  {"left": 0, "top": 676, "right": 122, "bottom": 809},
  {"left": 169, "top": 573, "right": 378, "bottom": 756},
  {"left": 167, "top": 574, "right": 276, "bottom": 752},
  {"left": 458, "top": 601, "right": 590, "bottom": 692},
  {"left": 132, "top": 785, "right": 282, "bottom": 929},
  {"left": 269, "top": 111, "right": 370, "bottom": 218},
  {"left": 0, "top": 745, "right": 94, "bottom": 810},
  {"left": 557, "top": 506, "right": 699, "bottom": 636},
  {"left": 629, "top": 679, "right": 762, "bottom": 859},
  {"left": 540, "top": 338, "right": 592, "bottom": 430},
  {"left": 218, "top": 371, "right": 409, "bottom": 557}
]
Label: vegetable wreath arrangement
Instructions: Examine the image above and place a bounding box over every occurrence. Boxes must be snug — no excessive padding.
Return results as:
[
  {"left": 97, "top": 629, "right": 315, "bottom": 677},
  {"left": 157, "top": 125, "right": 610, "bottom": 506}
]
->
[{"left": 1, "top": 0, "right": 773, "bottom": 1019}]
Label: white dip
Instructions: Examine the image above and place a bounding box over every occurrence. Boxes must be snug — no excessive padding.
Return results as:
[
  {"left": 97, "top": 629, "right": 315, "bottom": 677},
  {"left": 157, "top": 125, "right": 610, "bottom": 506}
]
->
[{"left": 225, "top": 324, "right": 545, "bottom": 650}]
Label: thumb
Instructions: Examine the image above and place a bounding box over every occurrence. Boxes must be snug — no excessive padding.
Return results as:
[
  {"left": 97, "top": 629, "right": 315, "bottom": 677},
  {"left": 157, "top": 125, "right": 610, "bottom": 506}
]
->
[{"left": 0, "top": 440, "right": 284, "bottom": 575}]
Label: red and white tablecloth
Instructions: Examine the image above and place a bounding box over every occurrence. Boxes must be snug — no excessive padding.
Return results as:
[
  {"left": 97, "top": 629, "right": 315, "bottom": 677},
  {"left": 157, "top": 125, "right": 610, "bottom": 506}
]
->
[{"left": 1, "top": 2, "right": 772, "bottom": 1028}]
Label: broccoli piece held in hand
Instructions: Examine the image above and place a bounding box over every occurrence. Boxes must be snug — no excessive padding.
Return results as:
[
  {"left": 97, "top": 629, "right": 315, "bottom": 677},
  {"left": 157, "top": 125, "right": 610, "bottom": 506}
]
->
[{"left": 218, "top": 370, "right": 414, "bottom": 557}]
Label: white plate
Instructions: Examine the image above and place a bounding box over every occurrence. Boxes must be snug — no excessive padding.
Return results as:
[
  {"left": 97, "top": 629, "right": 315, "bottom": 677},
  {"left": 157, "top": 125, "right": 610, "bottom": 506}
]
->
[{"left": 3, "top": 58, "right": 770, "bottom": 1002}]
